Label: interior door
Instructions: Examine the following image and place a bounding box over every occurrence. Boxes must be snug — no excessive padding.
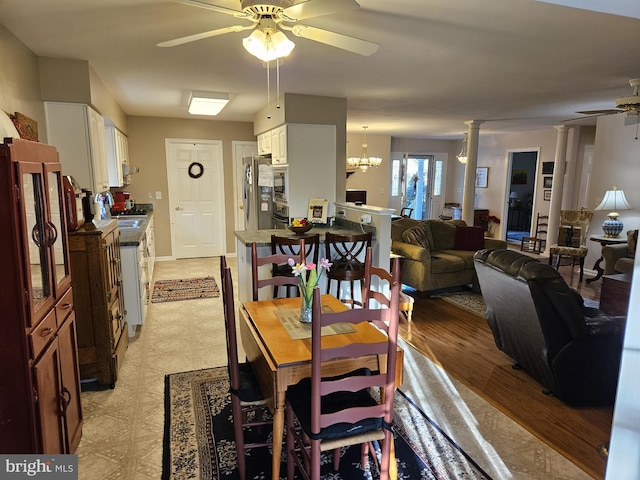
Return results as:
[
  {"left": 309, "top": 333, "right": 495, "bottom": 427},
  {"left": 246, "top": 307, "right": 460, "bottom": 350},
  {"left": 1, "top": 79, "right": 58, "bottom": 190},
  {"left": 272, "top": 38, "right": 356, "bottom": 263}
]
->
[{"left": 165, "top": 140, "right": 225, "bottom": 259}]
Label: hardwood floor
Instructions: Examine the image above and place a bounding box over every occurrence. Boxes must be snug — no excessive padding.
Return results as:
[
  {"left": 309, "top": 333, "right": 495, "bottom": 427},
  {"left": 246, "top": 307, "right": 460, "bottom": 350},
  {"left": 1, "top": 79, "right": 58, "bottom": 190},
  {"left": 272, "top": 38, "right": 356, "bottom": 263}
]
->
[{"left": 398, "top": 252, "right": 612, "bottom": 480}]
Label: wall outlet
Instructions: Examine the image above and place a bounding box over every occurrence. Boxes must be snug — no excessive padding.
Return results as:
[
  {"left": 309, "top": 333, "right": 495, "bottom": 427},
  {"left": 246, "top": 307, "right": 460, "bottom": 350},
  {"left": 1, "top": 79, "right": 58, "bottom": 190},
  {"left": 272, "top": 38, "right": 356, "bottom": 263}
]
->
[
  {"left": 360, "top": 214, "right": 372, "bottom": 224},
  {"left": 155, "top": 191, "right": 162, "bottom": 199}
]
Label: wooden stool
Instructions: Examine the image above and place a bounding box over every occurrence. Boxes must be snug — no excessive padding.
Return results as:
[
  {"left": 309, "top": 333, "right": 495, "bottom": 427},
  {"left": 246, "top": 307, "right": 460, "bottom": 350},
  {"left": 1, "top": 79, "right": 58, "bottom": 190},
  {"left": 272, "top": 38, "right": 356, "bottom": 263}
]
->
[
  {"left": 399, "top": 292, "right": 414, "bottom": 322},
  {"left": 324, "top": 232, "right": 372, "bottom": 308}
]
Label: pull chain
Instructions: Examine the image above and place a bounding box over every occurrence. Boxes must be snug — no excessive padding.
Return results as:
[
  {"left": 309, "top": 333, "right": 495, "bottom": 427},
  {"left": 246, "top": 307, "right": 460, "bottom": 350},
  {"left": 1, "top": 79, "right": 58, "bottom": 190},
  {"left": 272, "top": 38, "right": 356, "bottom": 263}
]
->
[
  {"left": 276, "top": 57, "right": 281, "bottom": 109},
  {"left": 266, "top": 60, "right": 271, "bottom": 119}
]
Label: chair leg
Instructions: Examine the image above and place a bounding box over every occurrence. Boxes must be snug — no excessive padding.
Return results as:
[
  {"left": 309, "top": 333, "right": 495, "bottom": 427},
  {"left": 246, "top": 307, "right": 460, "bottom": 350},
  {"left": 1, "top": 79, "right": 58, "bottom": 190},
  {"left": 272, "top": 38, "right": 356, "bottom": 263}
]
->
[
  {"left": 333, "top": 448, "right": 341, "bottom": 471},
  {"left": 548, "top": 254, "right": 553, "bottom": 266},
  {"left": 231, "top": 397, "right": 246, "bottom": 480},
  {"left": 579, "top": 258, "right": 584, "bottom": 282},
  {"left": 556, "top": 255, "right": 561, "bottom": 270}
]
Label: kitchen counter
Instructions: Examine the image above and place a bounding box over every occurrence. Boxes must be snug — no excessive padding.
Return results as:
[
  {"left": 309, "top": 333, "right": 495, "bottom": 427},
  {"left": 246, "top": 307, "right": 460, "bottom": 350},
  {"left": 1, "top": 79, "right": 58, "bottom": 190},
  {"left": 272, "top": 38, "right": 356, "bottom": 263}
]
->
[
  {"left": 234, "top": 224, "right": 370, "bottom": 247},
  {"left": 107, "top": 207, "right": 154, "bottom": 246}
]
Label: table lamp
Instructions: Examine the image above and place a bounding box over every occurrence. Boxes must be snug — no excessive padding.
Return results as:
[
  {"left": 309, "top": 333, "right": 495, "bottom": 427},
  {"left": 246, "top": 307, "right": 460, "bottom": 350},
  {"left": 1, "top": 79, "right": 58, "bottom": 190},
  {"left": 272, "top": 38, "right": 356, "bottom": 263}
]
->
[
  {"left": 594, "top": 186, "right": 632, "bottom": 237},
  {"left": 509, "top": 191, "right": 518, "bottom": 207}
]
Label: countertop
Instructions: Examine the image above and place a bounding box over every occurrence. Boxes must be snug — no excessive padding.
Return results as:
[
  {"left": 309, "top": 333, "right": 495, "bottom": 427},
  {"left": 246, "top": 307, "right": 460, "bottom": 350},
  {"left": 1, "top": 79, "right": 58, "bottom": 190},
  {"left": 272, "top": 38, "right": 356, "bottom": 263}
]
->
[
  {"left": 89, "top": 207, "right": 154, "bottom": 246},
  {"left": 234, "top": 224, "right": 371, "bottom": 246}
]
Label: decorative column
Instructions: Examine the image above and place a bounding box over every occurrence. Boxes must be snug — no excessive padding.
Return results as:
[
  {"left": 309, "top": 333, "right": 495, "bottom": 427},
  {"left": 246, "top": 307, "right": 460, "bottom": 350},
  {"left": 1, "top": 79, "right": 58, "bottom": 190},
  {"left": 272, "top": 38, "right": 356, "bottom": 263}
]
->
[
  {"left": 462, "top": 120, "right": 484, "bottom": 225},
  {"left": 544, "top": 125, "right": 569, "bottom": 255}
]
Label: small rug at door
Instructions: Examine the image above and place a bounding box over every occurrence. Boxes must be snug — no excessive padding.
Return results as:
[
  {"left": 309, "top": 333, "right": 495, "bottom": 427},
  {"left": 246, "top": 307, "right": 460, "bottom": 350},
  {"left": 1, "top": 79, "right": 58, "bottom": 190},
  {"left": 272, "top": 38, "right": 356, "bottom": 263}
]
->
[
  {"left": 162, "top": 367, "right": 492, "bottom": 480},
  {"left": 151, "top": 277, "right": 220, "bottom": 303},
  {"left": 435, "top": 291, "right": 486, "bottom": 317}
]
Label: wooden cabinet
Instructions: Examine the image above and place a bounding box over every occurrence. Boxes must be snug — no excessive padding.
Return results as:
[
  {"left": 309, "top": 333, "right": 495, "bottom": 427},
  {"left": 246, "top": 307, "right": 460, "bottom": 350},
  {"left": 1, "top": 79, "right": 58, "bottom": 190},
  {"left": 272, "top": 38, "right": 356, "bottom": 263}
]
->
[
  {"left": 0, "top": 138, "right": 82, "bottom": 453},
  {"left": 105, "top": 125, "right": 129, "bottom": 188},
  {"left": 69, "top": 220, "right": 128, "bottom": 386},
  {"left": 44, "top": 102, "right": 109, "bottom": 193},
  {"left": 257, "top": 131, "right": 271, "bottom": 155},
  {"left": 474, "top": 209, "right": 489, "bottom": 228}
]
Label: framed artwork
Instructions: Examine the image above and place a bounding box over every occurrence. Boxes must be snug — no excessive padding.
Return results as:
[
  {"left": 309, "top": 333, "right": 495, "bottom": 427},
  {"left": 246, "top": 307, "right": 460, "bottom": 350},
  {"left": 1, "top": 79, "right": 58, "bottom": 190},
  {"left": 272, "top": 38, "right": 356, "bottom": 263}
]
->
[
  {"left": 544, "top": 189, "right": 552, "bottom": 201},
  {"left": 542, "top": 162, "right": 554, "bottom": 174},
  {"left": 475, "top": 167, "right": 488, "bottom": 188},
  {"left": 543, "top": 176, "right": 553, "bottom": 188},
  {"left": 307, "top": 197, "right": 329, "bottom": 224}
]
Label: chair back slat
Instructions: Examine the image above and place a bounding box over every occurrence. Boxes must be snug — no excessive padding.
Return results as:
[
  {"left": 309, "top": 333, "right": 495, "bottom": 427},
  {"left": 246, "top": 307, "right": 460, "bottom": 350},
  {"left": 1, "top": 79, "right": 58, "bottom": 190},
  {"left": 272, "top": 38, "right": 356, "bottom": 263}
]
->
[
  {"left": 251, "top": 241, "right": 305, "bottom": 300},
  {"left": 220, "top": 256, "right": 240, "bottom": 391}
]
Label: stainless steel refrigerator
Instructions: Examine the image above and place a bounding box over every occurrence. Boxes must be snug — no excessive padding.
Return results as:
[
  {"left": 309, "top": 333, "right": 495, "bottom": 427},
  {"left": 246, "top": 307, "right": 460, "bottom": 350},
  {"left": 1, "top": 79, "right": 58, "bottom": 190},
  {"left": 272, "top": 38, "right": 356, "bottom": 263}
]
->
[{"left": 242, "top": 155, "right": 273, "bottom": 230}]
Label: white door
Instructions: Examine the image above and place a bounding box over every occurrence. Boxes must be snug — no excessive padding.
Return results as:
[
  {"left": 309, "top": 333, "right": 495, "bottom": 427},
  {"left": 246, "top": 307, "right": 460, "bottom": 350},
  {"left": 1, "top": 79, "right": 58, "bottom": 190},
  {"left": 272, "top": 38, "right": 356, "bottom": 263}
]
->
[
  {"left": 232, "top": 141, "right": 258, "bottom": 232},
  {"left": 165, "top": 139, "right": 225, "bottom": 259}
]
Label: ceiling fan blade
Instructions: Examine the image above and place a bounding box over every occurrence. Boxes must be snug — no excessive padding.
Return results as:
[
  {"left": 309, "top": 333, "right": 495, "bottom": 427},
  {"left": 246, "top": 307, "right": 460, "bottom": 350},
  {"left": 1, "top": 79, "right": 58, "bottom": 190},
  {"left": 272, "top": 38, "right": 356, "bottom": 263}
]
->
[
  {"left": 282, "top": 0, "right": 360, "bottom": 21},
  {"left": 575, "top": 109, "right": 622, "bottom": 115},
  {"left": 173, "top": 0, "right": 249, "bottom": 18},
  {"left": 288, "top": 25, "right": 378, "bottom": 56},
  {"left": 157, "top": 24, "right": 254, "bottom": 47}
]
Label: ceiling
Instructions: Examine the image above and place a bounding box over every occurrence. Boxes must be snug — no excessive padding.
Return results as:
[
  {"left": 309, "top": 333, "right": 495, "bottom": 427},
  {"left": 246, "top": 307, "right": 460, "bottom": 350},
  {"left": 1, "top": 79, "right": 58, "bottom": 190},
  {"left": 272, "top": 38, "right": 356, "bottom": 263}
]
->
[{"left": 2, "top": 0, "right": 639, "bottom": 139}]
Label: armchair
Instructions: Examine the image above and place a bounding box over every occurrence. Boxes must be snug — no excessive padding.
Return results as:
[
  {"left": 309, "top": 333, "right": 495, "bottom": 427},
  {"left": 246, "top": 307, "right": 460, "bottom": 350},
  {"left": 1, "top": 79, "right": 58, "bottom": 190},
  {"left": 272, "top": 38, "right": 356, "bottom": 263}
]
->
[
  {"left": 474, "top": 249, "right": 625, "bottom": 405},
  {"left": 602, "top": 229, "right": 638, "bottom": 276}
]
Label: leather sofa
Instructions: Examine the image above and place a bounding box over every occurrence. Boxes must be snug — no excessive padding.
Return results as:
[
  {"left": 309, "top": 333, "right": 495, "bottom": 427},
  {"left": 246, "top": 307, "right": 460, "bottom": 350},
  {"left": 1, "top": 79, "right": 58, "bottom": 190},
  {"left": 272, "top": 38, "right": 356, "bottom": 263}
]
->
[
  {"left": 474, "top": 249, "right": 625, "bottom": 405},
  {"left": 602, "top": 229, "right": 637, "bottom": 275},
  {"left": 391, "top": 218, "right": 506, "bottom": 293}
]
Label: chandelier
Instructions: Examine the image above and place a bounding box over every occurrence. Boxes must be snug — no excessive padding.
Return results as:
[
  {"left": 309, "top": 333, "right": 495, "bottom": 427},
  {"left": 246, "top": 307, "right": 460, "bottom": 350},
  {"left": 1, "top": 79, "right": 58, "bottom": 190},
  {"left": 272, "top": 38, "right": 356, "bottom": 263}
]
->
[
  {"left": 457, "top": 132, "right": 468, "bottom": 164},
  {"left": 347, "top": 126, "right": 382, "bottom": 172}
]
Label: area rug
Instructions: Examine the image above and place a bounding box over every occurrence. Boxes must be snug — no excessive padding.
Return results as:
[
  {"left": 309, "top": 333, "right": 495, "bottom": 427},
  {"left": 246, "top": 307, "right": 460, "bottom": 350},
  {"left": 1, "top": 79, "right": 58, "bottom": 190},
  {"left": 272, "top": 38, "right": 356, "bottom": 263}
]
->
[
  {"left": 162, "top": 367, "right": 492, "bottom": 480},
  {"left": 435, "top": 291, "right": 486, "bottom": 317},
  {"left": 151, "top": 277, "right": 220, "bottom": 303}
]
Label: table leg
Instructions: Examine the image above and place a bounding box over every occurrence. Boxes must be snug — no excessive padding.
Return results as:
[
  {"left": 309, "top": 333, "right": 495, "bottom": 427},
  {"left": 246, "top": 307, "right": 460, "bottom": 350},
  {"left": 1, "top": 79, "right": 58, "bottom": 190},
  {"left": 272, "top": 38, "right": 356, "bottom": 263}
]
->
[
  {"left": 272, "top": 390, "right": 286, "bottom": 480},
  {"left": 586, "top": 256, "right": 605, "bottom": 283},
  {"left": 389, "top": 436, "right": 398, "bottom": 480}
]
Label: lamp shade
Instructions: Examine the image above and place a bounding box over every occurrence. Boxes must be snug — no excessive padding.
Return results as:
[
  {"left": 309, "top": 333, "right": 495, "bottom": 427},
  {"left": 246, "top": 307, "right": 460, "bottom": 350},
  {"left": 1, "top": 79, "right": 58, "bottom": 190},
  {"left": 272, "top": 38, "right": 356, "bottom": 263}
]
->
[
  {"left": 242, "top": 29, "right": 295, "bottom": 62},
  {"left": 457, "top": 132, "right": 468, "bottom": 164},
  {"left": 594, "top": 187, "right": 632, "bottom": 237}
]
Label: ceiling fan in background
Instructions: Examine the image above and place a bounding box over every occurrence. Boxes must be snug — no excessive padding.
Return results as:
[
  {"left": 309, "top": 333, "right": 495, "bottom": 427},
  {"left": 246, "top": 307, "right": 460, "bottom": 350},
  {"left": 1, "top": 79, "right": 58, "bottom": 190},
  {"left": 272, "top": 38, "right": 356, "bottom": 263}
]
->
[
  {"left": 157, "top": 0, "right": 379, "bottom": 60},
  {"left": 565, "top": 78, "right": 640, "bottom": 127}
]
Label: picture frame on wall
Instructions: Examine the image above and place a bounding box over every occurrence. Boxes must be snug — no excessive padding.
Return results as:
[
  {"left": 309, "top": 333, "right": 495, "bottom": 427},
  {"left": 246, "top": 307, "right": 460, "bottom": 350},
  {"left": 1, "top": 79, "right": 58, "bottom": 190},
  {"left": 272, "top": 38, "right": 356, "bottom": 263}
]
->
[
  {"left": 543, "top": 176, "right": 553, "bottom": 188},
  {"left": 475, "top": 167, "right": 489, "bottom": 188},
  {"left": 544, "top": 189, "right": 552, "bottom": 201},
  {"left": 542, "top": 162, "right": 554, "bottom": 174}
]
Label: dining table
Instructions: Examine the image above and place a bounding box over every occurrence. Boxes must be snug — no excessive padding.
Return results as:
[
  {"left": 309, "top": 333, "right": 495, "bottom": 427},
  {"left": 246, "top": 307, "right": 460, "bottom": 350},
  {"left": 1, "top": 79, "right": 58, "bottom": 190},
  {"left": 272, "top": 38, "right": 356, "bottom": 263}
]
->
[{"left": 239, "top": 293, "right": 404, "bottom": 479}]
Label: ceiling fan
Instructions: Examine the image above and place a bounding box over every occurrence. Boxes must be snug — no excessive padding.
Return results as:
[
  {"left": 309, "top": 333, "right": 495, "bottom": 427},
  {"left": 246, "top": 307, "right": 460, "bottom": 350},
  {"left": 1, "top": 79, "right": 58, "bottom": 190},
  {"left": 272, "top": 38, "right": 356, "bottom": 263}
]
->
[
  {"left": 564, "top": 78, "right": 640, "bottom": 125},
  {"left": 157, "top": 0, "right": 379, "bottom": 57}
]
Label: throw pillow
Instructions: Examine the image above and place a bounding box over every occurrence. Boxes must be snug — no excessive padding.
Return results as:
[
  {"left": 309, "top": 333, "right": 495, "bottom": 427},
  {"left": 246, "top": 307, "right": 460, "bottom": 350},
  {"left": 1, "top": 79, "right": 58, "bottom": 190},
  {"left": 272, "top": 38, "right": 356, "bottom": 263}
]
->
[
  {"left": 430, "top": 220, "right": 458, "bottom": 250},
  {"left": 402, "top": 224, "right": 430, "bottom": 248},
  {"left": 628, "top": 229, "right": 638, "bottom": 259},
  {"left": 453, "top": 226, "right": 484, "bottom": 250}
]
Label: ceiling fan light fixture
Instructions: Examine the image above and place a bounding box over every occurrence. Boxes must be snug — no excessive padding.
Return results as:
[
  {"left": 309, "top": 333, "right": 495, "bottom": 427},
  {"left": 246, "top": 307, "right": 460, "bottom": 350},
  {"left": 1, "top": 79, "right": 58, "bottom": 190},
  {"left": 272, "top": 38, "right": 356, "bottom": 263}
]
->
[
  {"left": 615, "top": 78, "right": 640, "bottom": 112},
  {"left": 243, "top": 29, "right": 295, "bottom": 61},
  {"left": 188, "top": 91, "right": 230, "bottom": 115}
]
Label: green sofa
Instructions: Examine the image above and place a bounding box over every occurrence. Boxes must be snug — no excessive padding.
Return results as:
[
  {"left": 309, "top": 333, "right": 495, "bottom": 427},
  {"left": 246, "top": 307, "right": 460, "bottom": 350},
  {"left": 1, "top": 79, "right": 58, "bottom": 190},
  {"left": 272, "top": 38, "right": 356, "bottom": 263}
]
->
[
  {"left": 391, "top": 218, "right": 507, "bottom": 293},
  {"left": 602, "top": 229, "right": 637, "bottom": 275}
]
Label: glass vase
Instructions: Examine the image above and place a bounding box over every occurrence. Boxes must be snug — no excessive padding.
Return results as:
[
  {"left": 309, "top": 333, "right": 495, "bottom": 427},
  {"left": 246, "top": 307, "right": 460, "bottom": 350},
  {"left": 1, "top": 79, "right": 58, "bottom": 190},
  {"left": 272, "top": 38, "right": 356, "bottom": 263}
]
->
[{"left": 299, "top": 288, "right": 312, "bottom": 324}]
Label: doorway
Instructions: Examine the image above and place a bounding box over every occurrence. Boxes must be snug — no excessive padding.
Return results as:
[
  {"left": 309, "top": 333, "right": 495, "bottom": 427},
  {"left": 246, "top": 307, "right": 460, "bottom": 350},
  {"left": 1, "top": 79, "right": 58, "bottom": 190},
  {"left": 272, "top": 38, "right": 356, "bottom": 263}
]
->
[
  {"left": 506, "top": 151, "right": 538, "bottom": 243},
  {"left": 165, "top": 139, "right": 225, "bottom": 259},
  {"left": 402, "top": 154, "right": 439, "bottom": 220},
  {"left": 232, "top": 141, "right": 258, "bottom": 232}
]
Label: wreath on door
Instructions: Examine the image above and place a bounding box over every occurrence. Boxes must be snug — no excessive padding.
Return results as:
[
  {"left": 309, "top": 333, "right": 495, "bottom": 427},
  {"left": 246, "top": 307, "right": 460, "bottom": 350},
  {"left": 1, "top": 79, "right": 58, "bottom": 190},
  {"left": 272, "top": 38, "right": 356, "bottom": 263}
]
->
[{"left": 188, "top": 162, "right": 204, "bottom": 179}]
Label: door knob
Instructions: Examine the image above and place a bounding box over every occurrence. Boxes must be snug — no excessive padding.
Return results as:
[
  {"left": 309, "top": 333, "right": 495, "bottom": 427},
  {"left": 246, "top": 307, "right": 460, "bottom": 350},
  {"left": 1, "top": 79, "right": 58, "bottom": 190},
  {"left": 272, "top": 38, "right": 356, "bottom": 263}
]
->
[
  {"left": 175, "top": 206, "right": 183, "bottom": 211},
  {"left": 239, "top": 205, "right": 244, "bottom": 210}
]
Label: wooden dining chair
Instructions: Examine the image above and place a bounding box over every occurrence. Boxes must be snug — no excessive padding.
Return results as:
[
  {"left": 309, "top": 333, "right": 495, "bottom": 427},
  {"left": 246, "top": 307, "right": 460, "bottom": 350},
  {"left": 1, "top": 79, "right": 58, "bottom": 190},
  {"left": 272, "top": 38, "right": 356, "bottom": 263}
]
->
[
  {"left": 521, "top": 213, "right": 548, "bottom": 253},
  {"left": 220, "top": 256, "right": 271, "bottom": 480},
  {"left": 324, "top": 232, "right": 372, "bottom": 308},
  {"left": 362, "top": 247, "right": 412, "bottom": 322},
  {"left": 251, "top": 241, "right": 305, "bottom": 301},
  {"left": 285, "top": 283, "right": 400, "bottom": 480},
  {"left": 270, "top": 234, "right": 320, "bottom": 298}
]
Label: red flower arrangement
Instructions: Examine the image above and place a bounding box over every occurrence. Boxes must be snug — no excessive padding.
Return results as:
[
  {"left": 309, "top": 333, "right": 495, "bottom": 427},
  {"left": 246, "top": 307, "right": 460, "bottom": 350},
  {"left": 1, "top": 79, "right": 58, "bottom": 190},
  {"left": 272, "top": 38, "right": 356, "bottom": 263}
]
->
[{"left": 482, "top": 214, "right": 501, "bottom": 233}]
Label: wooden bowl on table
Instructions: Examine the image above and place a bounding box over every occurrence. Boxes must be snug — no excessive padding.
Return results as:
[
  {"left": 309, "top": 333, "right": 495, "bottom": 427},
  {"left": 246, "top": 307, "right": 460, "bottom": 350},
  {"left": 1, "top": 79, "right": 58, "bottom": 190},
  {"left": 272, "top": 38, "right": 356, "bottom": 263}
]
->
[{"left": 287, "top": 224, "right": 313, "bottom": 235}]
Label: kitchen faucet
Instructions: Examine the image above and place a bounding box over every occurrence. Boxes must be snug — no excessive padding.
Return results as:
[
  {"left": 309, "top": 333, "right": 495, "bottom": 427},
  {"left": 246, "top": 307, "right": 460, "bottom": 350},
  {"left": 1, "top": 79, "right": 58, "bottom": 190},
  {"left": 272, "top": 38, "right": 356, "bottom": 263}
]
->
[{"left": 95, "top": 191, "right": 114, "bottom": 219}]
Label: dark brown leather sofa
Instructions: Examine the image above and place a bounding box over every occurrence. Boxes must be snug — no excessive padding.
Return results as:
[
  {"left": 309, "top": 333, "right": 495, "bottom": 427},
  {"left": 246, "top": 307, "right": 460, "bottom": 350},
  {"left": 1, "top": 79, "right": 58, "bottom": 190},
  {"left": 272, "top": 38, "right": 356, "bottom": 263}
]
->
[{"left": 474, "top": 249, "right": 625, "bottom": 405}]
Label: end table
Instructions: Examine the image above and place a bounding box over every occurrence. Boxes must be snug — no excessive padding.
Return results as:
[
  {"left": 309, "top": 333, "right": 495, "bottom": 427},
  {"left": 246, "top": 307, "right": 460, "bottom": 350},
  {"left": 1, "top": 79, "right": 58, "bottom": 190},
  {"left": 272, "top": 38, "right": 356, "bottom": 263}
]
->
[{"left": 586, "top": 235, "right": 628, "bottom": 283}]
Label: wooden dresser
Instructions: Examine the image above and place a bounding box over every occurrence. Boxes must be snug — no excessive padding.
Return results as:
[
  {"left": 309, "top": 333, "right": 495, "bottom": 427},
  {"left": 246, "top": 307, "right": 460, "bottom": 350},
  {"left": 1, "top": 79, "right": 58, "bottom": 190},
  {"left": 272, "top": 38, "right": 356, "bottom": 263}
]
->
[
  {"left": 0, "top": 138, "right": 82, "bottom": 453},
  {"left": 69, "top": 220, "right": 128, "bottom": 387}
]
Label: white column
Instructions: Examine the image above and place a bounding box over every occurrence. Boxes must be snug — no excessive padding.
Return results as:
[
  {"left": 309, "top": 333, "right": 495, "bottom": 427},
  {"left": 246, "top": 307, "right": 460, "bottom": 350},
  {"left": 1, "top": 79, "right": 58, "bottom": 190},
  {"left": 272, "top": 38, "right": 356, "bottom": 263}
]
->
[
  {"left": 462, "top": 120, "right": 484, "bottom": 225},
  {"left": 544, "top": 125, "right": 569, "bottom": 255}
]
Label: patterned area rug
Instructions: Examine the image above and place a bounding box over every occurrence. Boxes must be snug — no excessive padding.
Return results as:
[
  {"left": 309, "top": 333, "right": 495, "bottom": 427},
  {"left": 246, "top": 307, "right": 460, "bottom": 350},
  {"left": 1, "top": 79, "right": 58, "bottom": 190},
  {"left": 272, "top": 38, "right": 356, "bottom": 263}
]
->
[
  {"left": 436, "top": 291, "right": 486, "bottom": 317},
  {"left": 151, "top": 277, "right": 220, "bottom": 303},
  {"left": 162, "top": 367, "right": 492, "bottom": 480}
]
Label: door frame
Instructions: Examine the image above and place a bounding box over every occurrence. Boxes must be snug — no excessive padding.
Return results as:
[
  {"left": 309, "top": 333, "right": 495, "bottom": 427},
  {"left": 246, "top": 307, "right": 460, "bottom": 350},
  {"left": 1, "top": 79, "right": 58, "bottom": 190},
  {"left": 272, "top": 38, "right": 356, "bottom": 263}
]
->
[
  {"left": 165, "top": 138, "right": 225, "bottom": 259},
  {"left": 502, "top": 148, "right": 541, "bottom": 239},
  {"left": 232, "top": 141, "right": 258, "bottom": 234}
]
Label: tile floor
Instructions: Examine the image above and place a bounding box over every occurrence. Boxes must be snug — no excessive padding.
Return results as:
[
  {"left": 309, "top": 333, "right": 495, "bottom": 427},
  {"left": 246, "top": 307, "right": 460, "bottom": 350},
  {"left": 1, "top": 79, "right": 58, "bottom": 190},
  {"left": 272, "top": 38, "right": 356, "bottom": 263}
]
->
[{"left": 75, "top": 256, "right": 593, "bottom": 479}]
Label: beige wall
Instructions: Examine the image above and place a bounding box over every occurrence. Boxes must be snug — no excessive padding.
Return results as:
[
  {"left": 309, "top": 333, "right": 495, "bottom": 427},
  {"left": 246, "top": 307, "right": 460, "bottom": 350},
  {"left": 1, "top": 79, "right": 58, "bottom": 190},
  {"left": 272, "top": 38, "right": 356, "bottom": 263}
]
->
[
  {"left": 124, "top": 116, "right": 255, "bottom": 258},
  {"left": 0, "top": 24, "right": 46, "bottom": 140},
  {"left": 346, "top": 132, "right": 392, "bottom": 208}
]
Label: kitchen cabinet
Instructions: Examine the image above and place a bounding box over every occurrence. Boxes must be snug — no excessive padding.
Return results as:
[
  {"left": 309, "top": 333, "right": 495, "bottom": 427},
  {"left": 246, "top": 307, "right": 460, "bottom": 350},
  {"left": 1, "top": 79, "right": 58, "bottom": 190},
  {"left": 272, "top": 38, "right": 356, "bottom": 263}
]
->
[
  {"left": 44, "top": 102, "right": 109, "bottom": 194},
  {"left": 0, "top": 138, "right": 82, "bottom": 453},
  {"left": 105, "top": 125, "right": 129, "bottom": 188},
  {"left": 69, "top": 220, "right": 128, "bottom": 386},
  {"left": 257, "top": 131, "right": 272, "bottom": 155},
  {"left": 121, "top": 216, "right": 156, "bottom": 336},
  {"left": 271, "top": 124, "right": 287, "bottom": 165}
]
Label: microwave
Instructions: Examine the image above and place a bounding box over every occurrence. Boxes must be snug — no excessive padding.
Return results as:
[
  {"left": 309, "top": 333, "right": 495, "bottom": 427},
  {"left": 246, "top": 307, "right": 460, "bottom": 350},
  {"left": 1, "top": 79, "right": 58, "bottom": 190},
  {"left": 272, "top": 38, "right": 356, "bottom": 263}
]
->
[{"left": 273, "top": 166, "right": 288, "bottom": 201}]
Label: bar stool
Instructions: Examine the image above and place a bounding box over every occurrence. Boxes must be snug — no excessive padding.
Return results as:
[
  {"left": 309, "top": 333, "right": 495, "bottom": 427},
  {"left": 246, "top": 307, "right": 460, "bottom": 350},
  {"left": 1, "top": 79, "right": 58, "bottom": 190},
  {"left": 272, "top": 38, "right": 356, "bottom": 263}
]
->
[
  {"left": 324, "top": 232, "right": 372, "bottom": 308},
  {"left": 270, "top": 234, "right": 320, "bottom": 298}
]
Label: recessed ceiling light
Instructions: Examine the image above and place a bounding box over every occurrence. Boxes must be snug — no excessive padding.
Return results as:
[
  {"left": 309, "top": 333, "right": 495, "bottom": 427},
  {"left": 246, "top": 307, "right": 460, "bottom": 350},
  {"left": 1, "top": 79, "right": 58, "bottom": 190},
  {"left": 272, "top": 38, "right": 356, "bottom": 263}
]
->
[{"left": 188, "top": 92, "right": 230, "bottom": 116}]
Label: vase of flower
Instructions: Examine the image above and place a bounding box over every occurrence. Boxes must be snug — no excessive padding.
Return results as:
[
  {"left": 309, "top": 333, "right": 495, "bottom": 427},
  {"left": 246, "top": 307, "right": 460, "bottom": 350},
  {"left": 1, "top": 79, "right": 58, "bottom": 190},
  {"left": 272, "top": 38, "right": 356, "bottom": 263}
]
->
[{"left": 289, "top": 257, "right": 332, "bottom": 324}]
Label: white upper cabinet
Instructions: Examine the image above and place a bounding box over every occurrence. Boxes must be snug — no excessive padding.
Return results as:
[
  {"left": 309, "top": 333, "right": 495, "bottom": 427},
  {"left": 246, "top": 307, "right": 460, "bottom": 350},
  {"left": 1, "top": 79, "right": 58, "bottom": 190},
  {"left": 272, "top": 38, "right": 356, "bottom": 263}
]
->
[
  {"left": 105, "top": 125, "right": 129, "bottom": 187},
  {"left": 271, "top": 125, "right": 287, "bottom": 165},
  {"left": 257, "top": 131, "right": 272, "bottom": 155},
  {"left": 44, "top": 102, "right": 109, "bottom": 193}
]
